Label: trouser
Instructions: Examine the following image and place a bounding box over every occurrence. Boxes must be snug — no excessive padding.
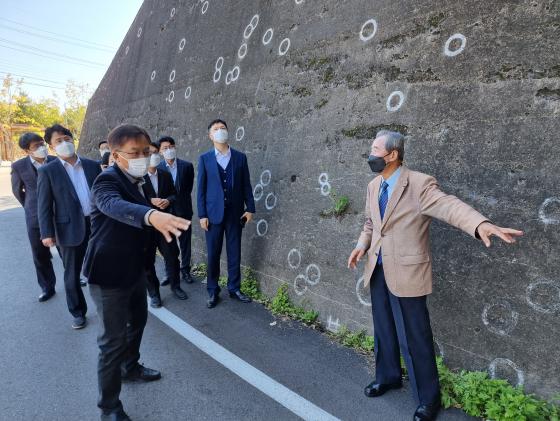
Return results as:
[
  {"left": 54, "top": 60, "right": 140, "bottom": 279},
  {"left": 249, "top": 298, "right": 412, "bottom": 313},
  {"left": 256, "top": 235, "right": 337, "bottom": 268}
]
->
[
  {"left": 205, "top": 208, "right": 242, "bottom": 295},
  {"left": 26, "top": 225, "right": 56, "bottom": 293},
  {"left": 58, "top": 219, "right": 90, "bottom": 318},
  {"left": 176, "top": 221, "right": 192, "bottom": 274},
  {"left": 370, "top": 264, "right": 441, "bottom": 405},
  {"left": 89, "top": 278, "right": 148, "bottom": 413},
  {"left": 145, "top": 229, "right": 180, "bottom": 295}
]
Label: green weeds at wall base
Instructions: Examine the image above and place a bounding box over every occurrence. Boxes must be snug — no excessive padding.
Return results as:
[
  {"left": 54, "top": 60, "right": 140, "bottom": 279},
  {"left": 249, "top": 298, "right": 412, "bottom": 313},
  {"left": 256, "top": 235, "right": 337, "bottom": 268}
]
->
[{"left": 191, "top": 263, "right": 559, "bottom": 421}]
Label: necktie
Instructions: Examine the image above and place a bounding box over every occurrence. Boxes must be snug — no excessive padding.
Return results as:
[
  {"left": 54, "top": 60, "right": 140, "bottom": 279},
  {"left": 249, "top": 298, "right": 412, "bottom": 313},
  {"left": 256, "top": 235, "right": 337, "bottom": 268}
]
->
[{"left": 377, "top": 181, "right": 389, "bottom": 264}]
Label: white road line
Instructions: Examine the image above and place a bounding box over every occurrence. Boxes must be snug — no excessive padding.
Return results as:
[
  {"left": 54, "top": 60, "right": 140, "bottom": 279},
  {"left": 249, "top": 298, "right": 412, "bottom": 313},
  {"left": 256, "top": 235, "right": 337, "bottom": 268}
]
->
[
  {"left": 148, "top": 303, "right": 341, "bottom": 421},
  {"left": 50, "top": 246, "right": 60, "bottom": 258}
]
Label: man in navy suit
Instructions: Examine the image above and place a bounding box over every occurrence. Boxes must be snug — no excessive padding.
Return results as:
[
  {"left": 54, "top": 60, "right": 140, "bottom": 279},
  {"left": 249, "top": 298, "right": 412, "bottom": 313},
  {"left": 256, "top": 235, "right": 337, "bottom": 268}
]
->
[
  {"left": 143, "top": 141, "right": 185, "bottom": 306},
  {"left": 11, "top": 133, "right": 57, "bottom": 302},
  {"left": 157, "top": 136, "right": 195, "bottom": 285},
  {"left": 38, "top": 124, "right": 101, "bottom": 329},
  {"left": 197, "top": 119, "right": 256, "bottom": 308},
  {"left": 83, "top": 124, "right": 190, "bottom": 421}
]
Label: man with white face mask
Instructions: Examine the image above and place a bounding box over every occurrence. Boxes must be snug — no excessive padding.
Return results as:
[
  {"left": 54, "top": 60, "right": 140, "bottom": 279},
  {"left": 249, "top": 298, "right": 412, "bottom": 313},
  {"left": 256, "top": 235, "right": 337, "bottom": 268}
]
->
[
  {"left": 83, "top": 124, "right": 190, "bottom": 421},
  {"left": 37, "top": 124, "right": 101, "bottom": 329},
  {"left": 142, "top": 141, "right": 184, "bottom": 306},
  {"left": 157, "top": 136, "right": 195, "bottom": 288},
  {"left": 197, "top": 119, "right": 256, "bottom": 308},
  {"left": 11, "top": 132, "right": 57, "bottom": 302}
]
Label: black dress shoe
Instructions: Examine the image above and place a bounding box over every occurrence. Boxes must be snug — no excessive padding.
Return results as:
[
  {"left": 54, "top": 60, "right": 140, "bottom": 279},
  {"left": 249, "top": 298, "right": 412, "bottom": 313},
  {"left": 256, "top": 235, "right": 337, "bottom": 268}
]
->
[
  {"left": 150, "top": 295, "right": 162, "bottom": 308},
  {"left": 181, "top": 270, "right": 194, "bottom": 284},
  {"left": 38, "top": 290, "right": 55, "bottom": 302},
  {"left": 72, "top": 316, "right": 87, "bottom": 330},
  {"left": 364, "top": 380, "right": 402, "bottom": 397},
  {"left": 207, "top": 293, "right": 220, "bottom": 308},
  {"left": 229, "top": 290, "right": 252, "bottom": 303},
  {"left": 121, "top": 364, "right": 161, "bottom": 382},
  {"left": 80, "top": 279, "right": 87, "bottom": 287},
  {"left": 172, "top": 287, "right": 188, "bottom": 300},
  {"left": 414, "top": 402, "right": 441, "bottom": 421},
  {"left": 100, "top": 408, "right": 131, "bottom": 421},
  {"left": 160, "top": 279, "right": 170, "bottom": 286}
]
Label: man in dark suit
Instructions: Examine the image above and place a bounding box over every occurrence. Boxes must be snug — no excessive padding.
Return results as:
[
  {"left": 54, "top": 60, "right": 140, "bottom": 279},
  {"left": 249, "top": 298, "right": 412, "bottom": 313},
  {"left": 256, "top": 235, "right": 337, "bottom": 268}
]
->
[
  {"left": 38, "top": 124, "right": 101, "bottom": 329},
  {"left": 143, "top": 141, "right": 186, "bottom": 306},
  {"left": 11, "top": 133, "right": 57, "bottom": 301},
  {"left": 98, "top": 140, "right": 110, "bottom": 163},
  {"left": 157, "top": 136, "right": 195, "bottom": 284},
  {"left": 197, "top": 119, "right": 256, "bottom": 308},
  {"left": 83, "top": 124, "right": 190, "bottom": 421}
]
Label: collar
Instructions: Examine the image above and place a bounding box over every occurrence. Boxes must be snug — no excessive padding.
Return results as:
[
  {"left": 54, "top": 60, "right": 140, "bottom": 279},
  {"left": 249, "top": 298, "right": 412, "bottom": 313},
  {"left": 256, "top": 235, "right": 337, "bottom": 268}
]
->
[
  {"left": 29, "top": 155, "right": 45, "bottom": 166},
  {"left": 381, "top": 166, "right": 402, "bottom": 188},
  {"left": 166, "top": 159, "right": 177, "bottom": 169},
  {"left": 214, "top": 146, "right": 231, "bottom": 158},
  {"left": 59, "top": 155, "right": 81, "bottom": 168},
  {"left": 148, "top": 169, "right": 158, "bottom": 177}
]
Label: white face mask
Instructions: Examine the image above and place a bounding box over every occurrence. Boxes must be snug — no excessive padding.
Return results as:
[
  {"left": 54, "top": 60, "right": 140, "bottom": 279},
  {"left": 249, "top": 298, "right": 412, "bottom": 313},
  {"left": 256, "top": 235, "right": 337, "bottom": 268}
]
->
[
  {"left": 31, "top": 145, "right": 48, "bottom": 159},
  {"left": 55, "top": 141, "right": 75, "bottom": 158},
  {"left": 99, "top": 148, "right": 110, "bottom": 157},
  {"left": 119, "top": 154, "right": 150, "bottom": 178},
  {"left": 213, "top": 129, "right": 229, "bottom": 144},
  {"left": 162, "top": 148, "right": 176, "bottom": 160},
  {"left": 149, "top": 153, "right": 161, "bottom": 168}
]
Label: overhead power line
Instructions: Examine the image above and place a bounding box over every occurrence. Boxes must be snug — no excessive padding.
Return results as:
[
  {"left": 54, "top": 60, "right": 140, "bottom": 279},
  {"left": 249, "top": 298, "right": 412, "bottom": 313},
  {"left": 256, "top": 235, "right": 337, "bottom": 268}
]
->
[
  {"left": 0, "top": 23, "right": 115, "bottom": 53},
  {"left": 0, "top": 60, "right": 72, "bottom": 78},
  {"left": 0, "top": 16, "right": 116, "bottom": 50},
  {"left": 0, "top": 37, "right": 106, "bottom": 67},
  {"left": 0, "top": 44, "right": 106, "bottom": 69},
  {"left": 13, "top": 80, "right": 65, "bottom": 90},
  {"left": 0, "top": 70, "right": 67, "bottom": 86}
]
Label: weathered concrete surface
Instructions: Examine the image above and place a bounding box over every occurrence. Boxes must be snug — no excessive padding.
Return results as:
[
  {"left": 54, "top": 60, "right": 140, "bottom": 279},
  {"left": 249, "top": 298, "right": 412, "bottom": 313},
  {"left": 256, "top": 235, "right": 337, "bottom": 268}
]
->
[{"left": 80, "top": 0, "right": 560, "bottom": 398}]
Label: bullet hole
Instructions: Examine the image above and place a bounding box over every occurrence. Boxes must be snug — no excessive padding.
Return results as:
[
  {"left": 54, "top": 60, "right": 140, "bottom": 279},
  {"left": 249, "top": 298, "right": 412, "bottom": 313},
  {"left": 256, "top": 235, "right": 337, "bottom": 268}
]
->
[
  {"left": 474, "top": 327, "right": 481, "bottom": 333},
  {"left": 291, "top": 175, "right": 297, "bottom": 182}
]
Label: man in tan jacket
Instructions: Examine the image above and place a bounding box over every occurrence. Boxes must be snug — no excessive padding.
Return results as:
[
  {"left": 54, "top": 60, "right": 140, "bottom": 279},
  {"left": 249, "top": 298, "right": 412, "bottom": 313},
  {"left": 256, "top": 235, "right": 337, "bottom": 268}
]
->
[{"left": 347, "top": 130, "right": 523, "bottom": 421}]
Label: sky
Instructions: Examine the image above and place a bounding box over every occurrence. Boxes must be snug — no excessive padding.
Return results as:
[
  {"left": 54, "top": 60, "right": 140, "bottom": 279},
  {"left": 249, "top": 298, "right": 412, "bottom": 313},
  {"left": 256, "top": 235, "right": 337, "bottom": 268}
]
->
[{"left": 0, "top": 0, "right": 144, "bottom": 108}]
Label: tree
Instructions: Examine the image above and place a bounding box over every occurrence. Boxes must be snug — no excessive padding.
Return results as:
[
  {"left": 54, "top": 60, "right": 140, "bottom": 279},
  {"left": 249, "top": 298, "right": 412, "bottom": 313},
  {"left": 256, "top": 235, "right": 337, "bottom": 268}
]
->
[
  {"left": 0, "top": 74, "right": 24, "bottom": 126},
  {"left": 62, "top": 80, "right": 89, "bottom": 143},
  {"left": 0, "top": 75, "right": 89, "bottom": 143}
]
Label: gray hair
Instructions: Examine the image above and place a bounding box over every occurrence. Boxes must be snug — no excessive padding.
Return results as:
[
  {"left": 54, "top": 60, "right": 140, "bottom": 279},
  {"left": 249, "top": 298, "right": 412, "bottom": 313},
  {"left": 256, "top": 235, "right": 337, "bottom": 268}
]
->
[{"left": 376, "top": 130, "right": 405, "bottom": 161}]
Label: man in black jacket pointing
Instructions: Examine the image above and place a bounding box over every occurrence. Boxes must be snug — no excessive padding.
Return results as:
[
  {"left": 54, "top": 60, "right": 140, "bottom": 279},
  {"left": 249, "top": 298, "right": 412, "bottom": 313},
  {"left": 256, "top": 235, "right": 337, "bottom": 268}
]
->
[{"left": 83, "top": 124, "right": 190, "bottom": 421}]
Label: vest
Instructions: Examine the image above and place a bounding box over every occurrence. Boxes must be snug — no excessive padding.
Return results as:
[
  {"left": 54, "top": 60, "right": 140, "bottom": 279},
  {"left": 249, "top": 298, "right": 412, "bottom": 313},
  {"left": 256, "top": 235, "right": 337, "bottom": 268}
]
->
[{"left": 217, "top": 161, "right": 233, "bottom": 210}]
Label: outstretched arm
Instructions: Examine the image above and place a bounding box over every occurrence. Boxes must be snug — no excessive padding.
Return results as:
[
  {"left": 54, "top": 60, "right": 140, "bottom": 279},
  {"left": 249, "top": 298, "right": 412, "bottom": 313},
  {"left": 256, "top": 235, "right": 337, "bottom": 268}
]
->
[
  {"left": 419, "top": 176, "right": 523, "bottom": 246},
  {"left": 94, "top": 175, "right": 190, "bottom": 242}
]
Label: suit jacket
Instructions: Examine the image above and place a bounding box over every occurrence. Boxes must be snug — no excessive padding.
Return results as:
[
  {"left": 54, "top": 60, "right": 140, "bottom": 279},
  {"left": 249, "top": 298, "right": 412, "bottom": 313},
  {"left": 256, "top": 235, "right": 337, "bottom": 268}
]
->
[
  {"left": 197, "top": 147, "right": 256, "bottom": 225},
  {"left": 142, "top": 170, "right": 177, "bottom": 213},
  {"left": 157, "top": 158, "right": 194, "bottom": 219},
  {"left": 356, "top": 166, "right": 488, "bottom": 297},
  {"left": 82, "top": 164, "right": 152, "bottom": 288},
  {"left": 37, "top": 156, "right": 101, "bottom": 247},
  {"left": 11, "top": 155, "right": 56, "bottom": 229}
]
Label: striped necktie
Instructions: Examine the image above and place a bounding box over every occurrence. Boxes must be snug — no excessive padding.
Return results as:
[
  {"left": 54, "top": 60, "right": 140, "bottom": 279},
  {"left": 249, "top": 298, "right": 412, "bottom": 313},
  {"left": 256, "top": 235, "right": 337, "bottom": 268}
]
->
[{"left": 377, "top": 181, "right": 389, "bottom": 264}]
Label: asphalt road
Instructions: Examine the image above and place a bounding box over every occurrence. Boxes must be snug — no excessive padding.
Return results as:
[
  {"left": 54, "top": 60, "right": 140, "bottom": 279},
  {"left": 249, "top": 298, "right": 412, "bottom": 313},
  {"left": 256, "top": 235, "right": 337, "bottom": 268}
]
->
[{"left": 0, "top": 164, "right": 474, "bottom": 421}]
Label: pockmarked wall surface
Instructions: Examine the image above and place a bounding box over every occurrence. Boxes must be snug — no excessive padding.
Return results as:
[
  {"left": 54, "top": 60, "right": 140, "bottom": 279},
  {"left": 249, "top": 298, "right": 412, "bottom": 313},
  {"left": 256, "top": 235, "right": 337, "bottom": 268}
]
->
[{"left": 80, "top": 0, "right": 560, "bottom": 398}]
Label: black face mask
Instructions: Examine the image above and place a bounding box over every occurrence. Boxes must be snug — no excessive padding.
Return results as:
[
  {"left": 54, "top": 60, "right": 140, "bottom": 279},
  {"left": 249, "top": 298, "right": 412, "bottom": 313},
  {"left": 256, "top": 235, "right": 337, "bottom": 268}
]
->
[{"left": 367, "top": 153, "right": 390, "bottom": 173}]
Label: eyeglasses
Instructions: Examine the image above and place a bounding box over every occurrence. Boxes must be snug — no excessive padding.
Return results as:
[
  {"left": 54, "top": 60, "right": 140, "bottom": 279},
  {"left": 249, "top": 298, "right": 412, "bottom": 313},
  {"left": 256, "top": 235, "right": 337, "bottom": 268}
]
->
[{"left": 117, "top": 149, "right": 151, "bottom": 158}]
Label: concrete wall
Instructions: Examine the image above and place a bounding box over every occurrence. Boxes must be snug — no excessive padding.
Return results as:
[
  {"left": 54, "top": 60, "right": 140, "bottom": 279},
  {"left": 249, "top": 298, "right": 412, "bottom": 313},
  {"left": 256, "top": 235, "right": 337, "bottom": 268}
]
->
[{"left": 80, "top": 0, "right": 560, "bottom": 398}]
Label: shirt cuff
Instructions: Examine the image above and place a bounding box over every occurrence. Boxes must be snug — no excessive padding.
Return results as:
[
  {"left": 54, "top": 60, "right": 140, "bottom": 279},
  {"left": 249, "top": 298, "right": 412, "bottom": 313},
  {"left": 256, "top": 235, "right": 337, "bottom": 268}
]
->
[
  {"left": 356, "top": 241, "right": 368, "bottom": 250},
  {"left": 144, "top": 209, "right": 156, "bottom": 226}
]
